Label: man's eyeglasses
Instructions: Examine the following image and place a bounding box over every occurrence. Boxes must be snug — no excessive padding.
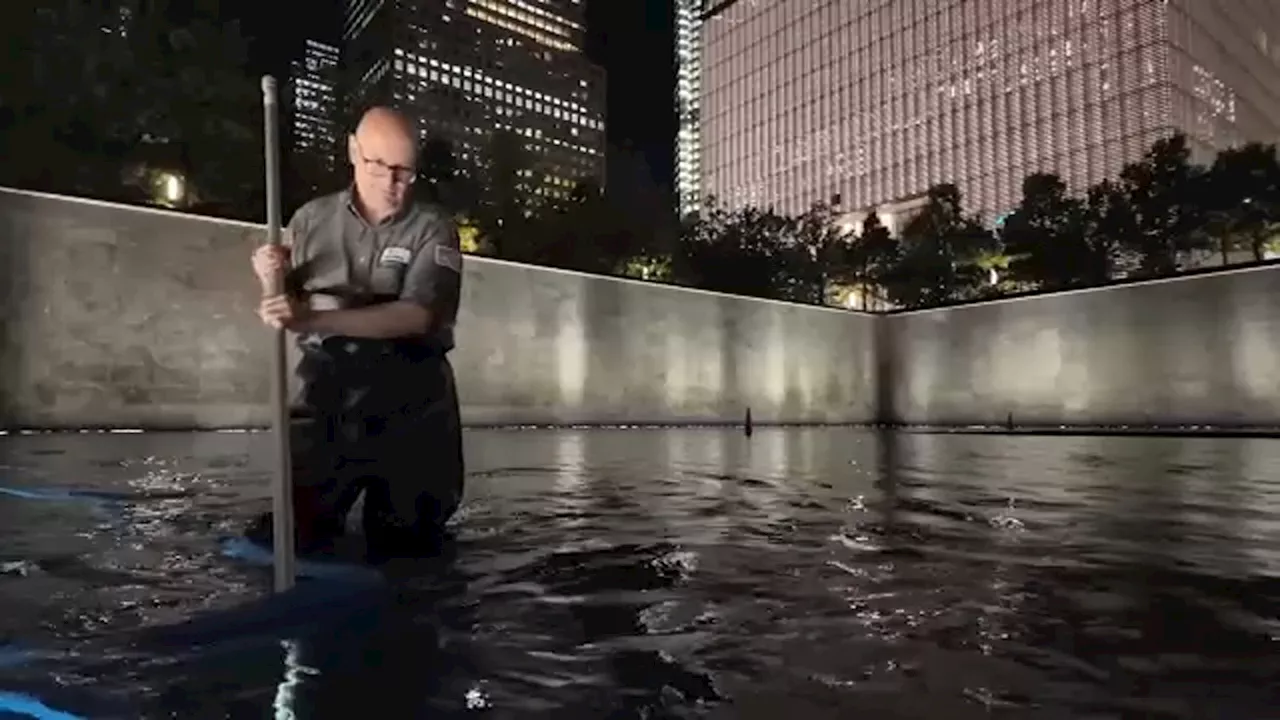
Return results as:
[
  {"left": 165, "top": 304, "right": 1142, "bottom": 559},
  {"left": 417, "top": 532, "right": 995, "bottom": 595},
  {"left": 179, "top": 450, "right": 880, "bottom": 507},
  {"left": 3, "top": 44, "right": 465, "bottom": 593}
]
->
[{"left": 354, "top": 140, "right": 417, "bottom": 184}]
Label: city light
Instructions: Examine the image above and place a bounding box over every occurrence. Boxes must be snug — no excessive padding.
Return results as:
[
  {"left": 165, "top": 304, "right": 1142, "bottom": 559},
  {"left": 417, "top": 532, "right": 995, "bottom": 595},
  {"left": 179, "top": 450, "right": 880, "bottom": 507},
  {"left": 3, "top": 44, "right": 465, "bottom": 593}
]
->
[
  {"left": 458, "top": 220, "right": 481, "bottom": 253},
  {"left": 697, "top": 1, "right": 1269, "bottom": 222},
  {"left": 287, "top": 39, "right": 340, "bottom": 187},
  {"left": 346, "top": 0, "right": 605, "bottom": 207},
  {"left": 675, "top": 0, "right": 703, "bottom": 216},
  {"left": 155, "top": 171, "right": 184, "bottom": 206}
]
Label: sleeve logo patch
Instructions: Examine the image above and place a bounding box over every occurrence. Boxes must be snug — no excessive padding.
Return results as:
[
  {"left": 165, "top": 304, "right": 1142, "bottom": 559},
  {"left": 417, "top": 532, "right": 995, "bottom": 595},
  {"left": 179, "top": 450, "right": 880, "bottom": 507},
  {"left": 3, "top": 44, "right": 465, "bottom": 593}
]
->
[
  {"left": 434, "top": 245, "right": 462, "bottom": 273},
  {"left": 379, "top": 246, "right": 413, "bottom": 265}
]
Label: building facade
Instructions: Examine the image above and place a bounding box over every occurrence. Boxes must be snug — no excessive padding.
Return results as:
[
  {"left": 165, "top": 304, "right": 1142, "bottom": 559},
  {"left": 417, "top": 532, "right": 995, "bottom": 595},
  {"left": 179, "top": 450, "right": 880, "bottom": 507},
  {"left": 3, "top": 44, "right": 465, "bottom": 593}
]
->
[
  {"left": 284, "top": 38, "right": 343, "bottom": 197},
  {"left": 341, "top": 0, "right": 606, "bottom": 206},
  {"left": 675, "top": 0, "right": 704, "bottom": 217},
  {"left": 700, "top": 0, "right": 1280, "bottom": 222}
]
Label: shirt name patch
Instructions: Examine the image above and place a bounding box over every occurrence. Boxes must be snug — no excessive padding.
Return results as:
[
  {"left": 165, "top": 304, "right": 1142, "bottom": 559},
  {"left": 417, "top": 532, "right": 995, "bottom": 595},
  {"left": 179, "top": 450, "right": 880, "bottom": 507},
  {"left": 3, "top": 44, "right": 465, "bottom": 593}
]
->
[{"left": 379, "top": 247, "right": 412, "bottom": 265}]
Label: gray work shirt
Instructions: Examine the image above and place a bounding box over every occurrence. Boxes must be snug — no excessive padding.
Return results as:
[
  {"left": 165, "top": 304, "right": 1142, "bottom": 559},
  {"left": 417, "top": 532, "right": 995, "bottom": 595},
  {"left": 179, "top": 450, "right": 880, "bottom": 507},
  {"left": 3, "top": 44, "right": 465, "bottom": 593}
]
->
[{"left": 284, "top": 188, "right": 463, "bottom": 353}]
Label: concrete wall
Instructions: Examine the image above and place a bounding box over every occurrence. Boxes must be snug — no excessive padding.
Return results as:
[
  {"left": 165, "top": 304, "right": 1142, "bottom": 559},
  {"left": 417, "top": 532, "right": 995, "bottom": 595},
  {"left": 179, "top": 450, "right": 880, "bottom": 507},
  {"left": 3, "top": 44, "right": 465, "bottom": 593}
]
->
[
  {"left": 886, "top": 267, "right": 1280, "bottom": 427},
  {"left": 9, "top": 187, "right": 1276, "bottom": 431},
  {"left": 0, "top": 188, "right": 878, "bottom": 430}
]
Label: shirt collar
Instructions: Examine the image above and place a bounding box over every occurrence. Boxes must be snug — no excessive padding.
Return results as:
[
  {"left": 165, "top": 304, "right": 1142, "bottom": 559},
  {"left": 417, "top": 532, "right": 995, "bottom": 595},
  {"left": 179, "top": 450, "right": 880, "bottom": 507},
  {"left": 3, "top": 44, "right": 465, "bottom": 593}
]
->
[{"left": 342, "top": 185, "right": 412, "bottom": 228}]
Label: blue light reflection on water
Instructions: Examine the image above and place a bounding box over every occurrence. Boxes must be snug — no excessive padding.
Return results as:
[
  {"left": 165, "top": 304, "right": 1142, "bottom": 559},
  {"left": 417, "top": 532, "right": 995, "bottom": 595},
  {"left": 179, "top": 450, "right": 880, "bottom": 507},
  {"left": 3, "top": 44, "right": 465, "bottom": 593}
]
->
[{"left": 0, "top": 689, "right": 86, "bottom": 720}]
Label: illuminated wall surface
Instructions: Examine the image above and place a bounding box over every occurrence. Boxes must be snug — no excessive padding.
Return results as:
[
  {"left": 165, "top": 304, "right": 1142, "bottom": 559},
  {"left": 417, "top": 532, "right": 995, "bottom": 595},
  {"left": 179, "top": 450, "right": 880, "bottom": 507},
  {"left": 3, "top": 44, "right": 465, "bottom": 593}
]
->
[
  {"left": 0, "top": 189, "right": 875, "bottom": 429},
  {"left": 342, "top": 0, "right": 606, "bottom": 204},
  {"left": 885, "top": 263, "right": 1280, "bottom": 427},
  {"left": 701, "top": 0, "right": 1280, "bottom": 218},
  {"left": 8, "top": 187, "right": 1280, "bottom": 429},
  {"left": 676, "top": 0, "right": 704, "bottom": 217}
]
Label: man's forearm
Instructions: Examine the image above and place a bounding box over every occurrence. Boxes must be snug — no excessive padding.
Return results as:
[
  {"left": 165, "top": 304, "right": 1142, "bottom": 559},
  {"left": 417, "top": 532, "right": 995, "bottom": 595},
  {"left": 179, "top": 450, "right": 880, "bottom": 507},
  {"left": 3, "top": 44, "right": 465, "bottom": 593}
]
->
[{"left": 300, "top": 300, "right": 433, "bottom": 339}]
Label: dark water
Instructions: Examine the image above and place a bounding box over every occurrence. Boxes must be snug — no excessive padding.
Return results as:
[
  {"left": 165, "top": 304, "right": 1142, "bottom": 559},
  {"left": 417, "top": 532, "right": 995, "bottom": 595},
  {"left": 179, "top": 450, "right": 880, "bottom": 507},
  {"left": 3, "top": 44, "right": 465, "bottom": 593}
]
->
[{"left": 1, "top": 428, "right": 1278, "bottom": 719}]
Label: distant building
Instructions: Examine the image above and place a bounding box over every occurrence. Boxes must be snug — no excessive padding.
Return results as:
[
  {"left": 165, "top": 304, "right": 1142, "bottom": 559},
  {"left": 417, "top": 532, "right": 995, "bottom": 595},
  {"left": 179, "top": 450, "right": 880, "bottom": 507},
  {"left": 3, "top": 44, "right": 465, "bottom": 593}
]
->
[
  {"left": 340, "top": 0, "right": 606, "bottom": 207},
  {"left": 284, "top": 38, "right": 342, "bottom": 196},
  {"left": 699, "top": 0, "right": 1280, "bottom": 221},
  {"left": 674, "top": 0, "right": 703, "bottom": 218}
]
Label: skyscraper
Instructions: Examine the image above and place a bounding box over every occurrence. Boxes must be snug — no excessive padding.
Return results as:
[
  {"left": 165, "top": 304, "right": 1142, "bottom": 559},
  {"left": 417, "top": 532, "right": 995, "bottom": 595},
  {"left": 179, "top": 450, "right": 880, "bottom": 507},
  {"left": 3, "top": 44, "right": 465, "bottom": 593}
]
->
[
  {"left": 675, "top": 0, "right": 704, "bottom": 218},
  {"left": 285, "top": 38, "right": 342, "bottom": 196},
  {"left": 341, "top": 0, "right": 606, "bottom": 206},
  {"left": 699, "top": 0, "right": 1280, "bottom": 223}
]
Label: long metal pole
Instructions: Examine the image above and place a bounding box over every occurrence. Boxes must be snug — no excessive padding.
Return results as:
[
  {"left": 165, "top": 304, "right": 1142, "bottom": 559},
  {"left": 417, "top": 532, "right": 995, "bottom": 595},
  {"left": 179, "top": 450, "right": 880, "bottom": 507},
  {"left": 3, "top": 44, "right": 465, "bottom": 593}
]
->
[{"left": 261, "top": 75, "right": 296, "bottom": 592}]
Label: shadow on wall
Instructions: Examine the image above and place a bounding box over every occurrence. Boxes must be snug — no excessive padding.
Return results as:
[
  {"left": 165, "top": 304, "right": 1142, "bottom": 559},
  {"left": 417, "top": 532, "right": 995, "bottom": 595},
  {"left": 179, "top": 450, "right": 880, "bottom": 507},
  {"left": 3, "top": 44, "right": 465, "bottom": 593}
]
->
[
  {"left": 1194, "top": 275, "right": 1256, "bottom": 426},
  {"left": 873, "top": 315, "right": 896, "bottom": 425},
  {"left": 0, "top": 204, "right": 28, "bottom": 422},
  {"left": 575, "top": 269, "right": 749, "bottom": 425},
  {"left": 717, "top": 294, "right": 745, "bottom": 425},
  {"left": 581, "top": 271, "right": 624, "bottom": 423}
]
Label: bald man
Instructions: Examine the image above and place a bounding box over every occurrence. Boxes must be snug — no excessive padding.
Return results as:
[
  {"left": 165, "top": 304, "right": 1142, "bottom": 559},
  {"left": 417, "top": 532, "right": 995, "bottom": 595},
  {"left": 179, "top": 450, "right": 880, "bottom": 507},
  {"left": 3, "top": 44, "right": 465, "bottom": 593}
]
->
[{"left": 246, "top": 107, "right": 465, "bottom": 561}]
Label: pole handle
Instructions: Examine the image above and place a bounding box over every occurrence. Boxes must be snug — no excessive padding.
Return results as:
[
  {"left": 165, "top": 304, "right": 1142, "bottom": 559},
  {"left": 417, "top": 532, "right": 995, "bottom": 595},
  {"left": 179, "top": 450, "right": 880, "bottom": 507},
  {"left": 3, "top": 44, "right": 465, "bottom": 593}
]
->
[{"left": 261, "top": 73, "right": 295, "bottom": 593}]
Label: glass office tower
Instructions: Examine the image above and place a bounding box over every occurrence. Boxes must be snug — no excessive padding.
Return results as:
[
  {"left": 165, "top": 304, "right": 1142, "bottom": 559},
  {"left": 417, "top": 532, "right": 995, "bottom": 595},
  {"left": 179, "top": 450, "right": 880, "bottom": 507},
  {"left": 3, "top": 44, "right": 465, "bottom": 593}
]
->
[
  {"left": 675, "top": 0, "right": 704, "bottom": 218},
  {"left": 342, "top": 0, "right": 606, "bottom": 205},
  {"left": 700, "top": 0, "right": 1280, "bottom": 221},
  {"left": 285, "top": 39, "right": 342, "bottom": 195}
]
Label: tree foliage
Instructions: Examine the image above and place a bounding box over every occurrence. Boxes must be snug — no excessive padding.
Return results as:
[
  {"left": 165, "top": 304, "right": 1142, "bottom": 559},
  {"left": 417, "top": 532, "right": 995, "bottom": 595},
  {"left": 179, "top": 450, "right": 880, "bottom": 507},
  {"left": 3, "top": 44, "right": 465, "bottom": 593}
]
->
[
  {"left": 0, "top": 0, "right": 262, "bottom": 218},
  {"left": 523, "top": 179, "right": 646, "bottom": 274},
  {"left": 998, "top": 134, "right": 1278, "bottom": 299},
  {"left": 418, "top": 133, "right": 666, "bottom": 276},
  {"left": 668, "top": 200, "right": 867, "bottom": 304},
  {"left": 843, "top": 133, "right": 1279, "bottom": 309},
  {"left": 1205, "top": 143, "right": 1280, "bottom": 263},
  {"left": 447, "top": 131, "right": 1278, "bottom": 312},
  {"left": 878, "top": 184, "right": 997, "bottom": 307},
  {"left": 1119, "top": 134, "right": 1212, "bottom": 276},
  {"left": 474, "top": 129, "right": 531, "bottom": 258},
  {"left": 845, "top": 210, "right": 895, "bottom": 309}
]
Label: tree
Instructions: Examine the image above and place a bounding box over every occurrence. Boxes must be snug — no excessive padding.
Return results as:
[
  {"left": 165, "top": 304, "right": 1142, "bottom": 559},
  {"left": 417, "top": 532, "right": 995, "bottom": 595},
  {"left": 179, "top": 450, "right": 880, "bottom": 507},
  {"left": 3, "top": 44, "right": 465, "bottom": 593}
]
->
[
  {"left": 411, "top": 135, "right": 483, "bottom": 254},
  {"left": 476, "top": 128, "right": 534, "bottom": 258},
  {"left": 606, "top": 143, "right": 680, "bottom": 278},
  {"left": 1205, "top": 142, "right": 1280, "bottom": 263},
  {"left": 419, "top": 135, "right": 484, "bottom": 220},
  {"left": 880, "top": 184, "right": 996, "bottom": 307},
  {"left": 419, "top": 135, "right": 458, "bottom": 204},
  {"left": 527, "top": 179, "right": 642, "bottom": 274},
  {"left": 676, "top": 198, "right": 793, "bottom": 301},
  {"left": 0, "top": 1, "right": 262, "bottom": 217},
  {"left": 1119, "top": 134, "right": 1211, "bottom": 275},
  {"left": 0, "top": 3, "right": 114, "bottom": 193},
  {"left": 1000, "top": 173, "right": 1090, "bottom": 290},
  {"left": 780, "top": 203, "right": 848, "bottom": 305},
  {"left": 457, "top": 218, "right": 482, "bottom": 253},
  {"left": 1079, "top": 179, "right": 1134, "bottom": 282},
  {"left": 284, "top": 148, "right": 336, "bottom": 218},
  {"left": 619, "top": 253, "right": 674, "bottom": 282},
  {"left": 142, "top": 17, "right": 261, "bottom": 216},
  {"left": 675, "top": 199, "right": 865, "bottom": 304},
  {"left": 846, "top": 210, "right": 896, "bottom": 310}
]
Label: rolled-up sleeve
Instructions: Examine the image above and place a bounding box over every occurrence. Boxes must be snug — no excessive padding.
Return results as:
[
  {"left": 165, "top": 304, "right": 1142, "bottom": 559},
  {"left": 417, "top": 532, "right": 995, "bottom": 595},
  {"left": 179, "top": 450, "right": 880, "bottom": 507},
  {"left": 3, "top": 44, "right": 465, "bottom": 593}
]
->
[{"left": 401, "top": 214, "right": 463, "bottom": 314}]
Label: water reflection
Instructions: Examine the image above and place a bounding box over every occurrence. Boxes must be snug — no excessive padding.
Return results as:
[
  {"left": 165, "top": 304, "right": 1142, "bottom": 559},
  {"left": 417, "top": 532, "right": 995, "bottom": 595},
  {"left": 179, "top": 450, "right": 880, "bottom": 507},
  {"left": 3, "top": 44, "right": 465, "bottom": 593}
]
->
[{"left": 0, "top": 429, "right": 1277, "bottom": 717}]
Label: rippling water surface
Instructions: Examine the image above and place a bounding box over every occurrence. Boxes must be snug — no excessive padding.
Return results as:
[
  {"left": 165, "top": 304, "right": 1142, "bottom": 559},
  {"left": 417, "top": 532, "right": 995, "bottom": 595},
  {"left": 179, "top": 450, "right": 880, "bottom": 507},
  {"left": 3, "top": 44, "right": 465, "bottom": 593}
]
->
[{"left": 1, "top": 428, "right": 1278, "bottom": 718}]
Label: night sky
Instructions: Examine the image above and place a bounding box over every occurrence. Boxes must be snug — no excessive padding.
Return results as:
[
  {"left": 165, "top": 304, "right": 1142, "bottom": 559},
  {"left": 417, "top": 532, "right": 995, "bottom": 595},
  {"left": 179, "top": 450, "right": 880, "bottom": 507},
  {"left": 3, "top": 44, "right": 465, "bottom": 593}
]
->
[
  {"left": 233, "top": 0, "right": 675, "bottom": 196},
  {"left": 585, "top": 0, "right": 676, "bottom": 190}
]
